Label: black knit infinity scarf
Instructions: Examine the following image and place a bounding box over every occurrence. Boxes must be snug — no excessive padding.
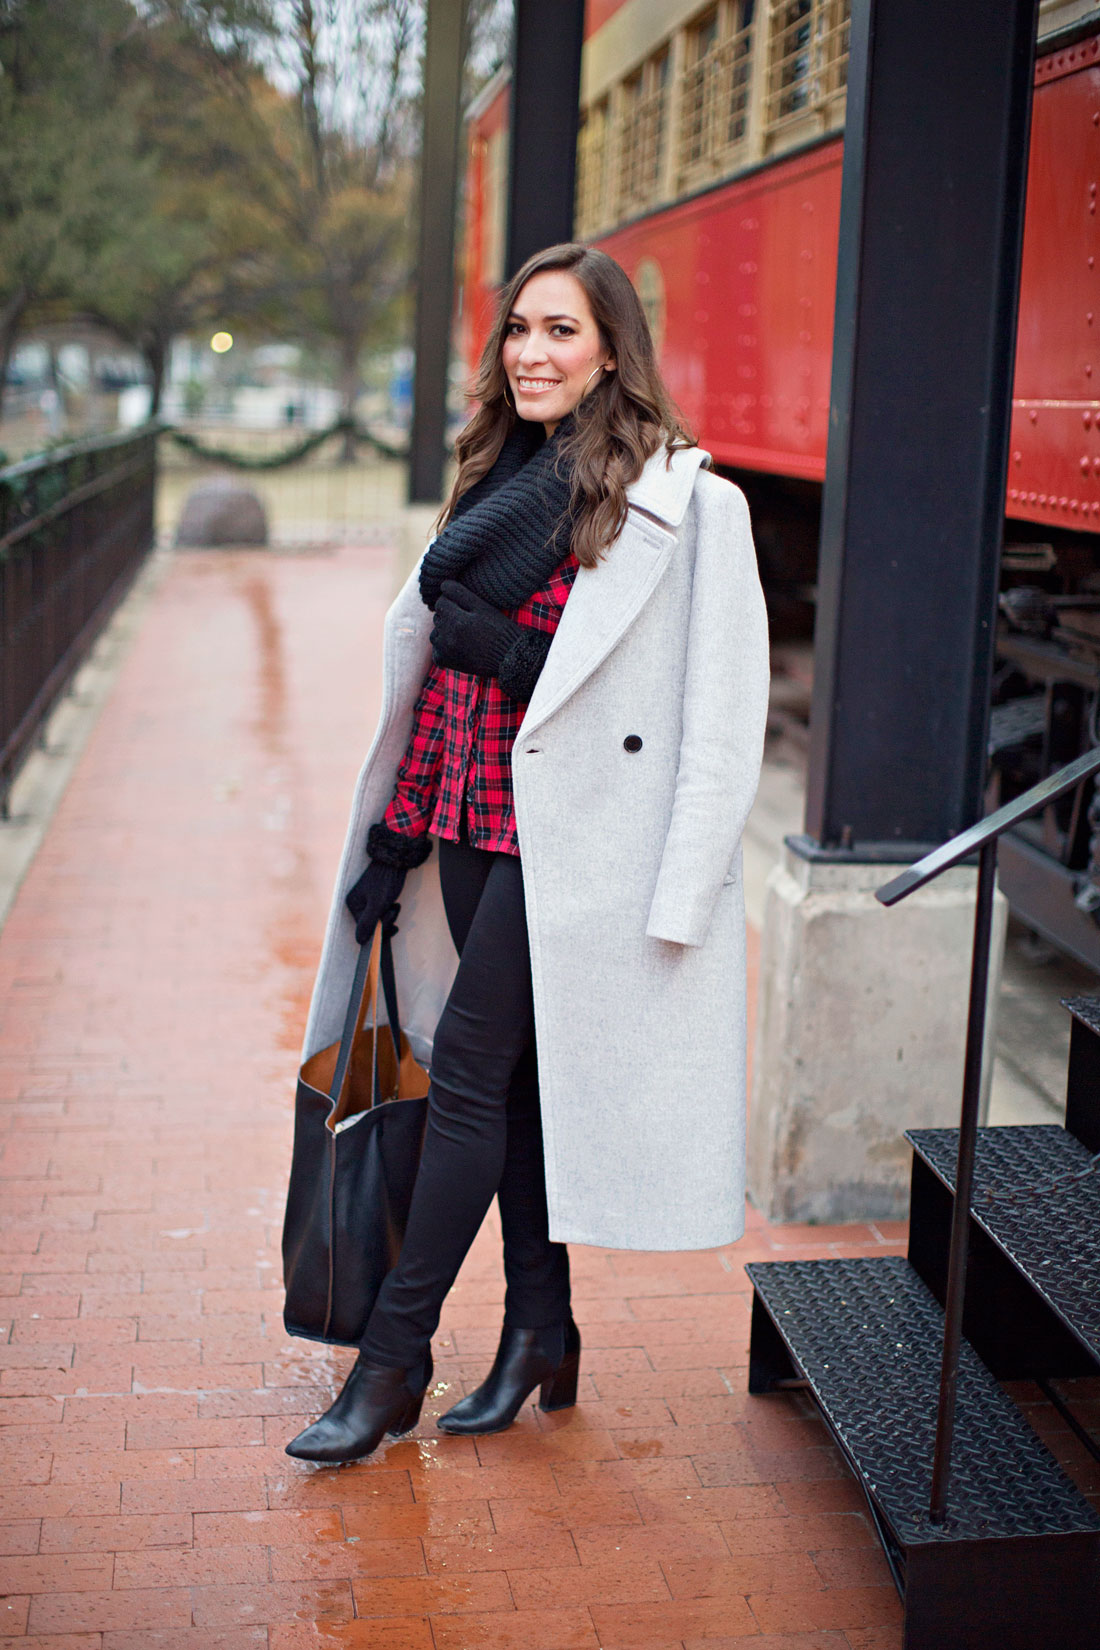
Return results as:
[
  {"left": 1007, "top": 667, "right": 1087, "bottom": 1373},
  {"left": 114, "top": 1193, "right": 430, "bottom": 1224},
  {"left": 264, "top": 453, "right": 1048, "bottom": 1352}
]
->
[{"left": 419, "top": 417, "right": 576, "bottom": 613}]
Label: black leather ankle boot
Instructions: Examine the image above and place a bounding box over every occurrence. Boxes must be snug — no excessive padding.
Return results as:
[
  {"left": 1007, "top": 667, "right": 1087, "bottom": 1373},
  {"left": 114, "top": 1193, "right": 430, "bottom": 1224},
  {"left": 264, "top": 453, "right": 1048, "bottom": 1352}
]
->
[
  {"left": 437, "top": 1319, "right": 580, "bottom": 1436},
  {"left": 285, "top": 1351, "right": 433, "bottom": 1463}
]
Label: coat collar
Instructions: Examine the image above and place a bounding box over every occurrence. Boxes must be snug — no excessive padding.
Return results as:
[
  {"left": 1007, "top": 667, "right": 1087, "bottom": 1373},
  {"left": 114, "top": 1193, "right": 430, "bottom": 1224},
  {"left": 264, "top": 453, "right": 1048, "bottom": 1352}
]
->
[
  {"left": 518, "top": 446, "right": 710, "bottom": 738},
  {"left": 625, "top": 444, "right": 711, "bottom": 527}
]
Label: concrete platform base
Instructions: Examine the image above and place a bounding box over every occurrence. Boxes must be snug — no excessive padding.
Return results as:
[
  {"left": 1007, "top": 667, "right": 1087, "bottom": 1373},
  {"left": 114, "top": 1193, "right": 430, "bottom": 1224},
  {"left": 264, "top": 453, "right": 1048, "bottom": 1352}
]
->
[{"left": 747, "top": 841, "right": 1008, "bottom": 1223}]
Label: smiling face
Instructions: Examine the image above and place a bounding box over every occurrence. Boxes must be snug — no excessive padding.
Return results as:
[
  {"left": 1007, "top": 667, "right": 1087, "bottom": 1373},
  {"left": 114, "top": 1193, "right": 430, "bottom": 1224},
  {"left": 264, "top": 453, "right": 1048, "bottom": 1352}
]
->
[{"left": 501, "top": 269, "right": 616, "bottom": 436}]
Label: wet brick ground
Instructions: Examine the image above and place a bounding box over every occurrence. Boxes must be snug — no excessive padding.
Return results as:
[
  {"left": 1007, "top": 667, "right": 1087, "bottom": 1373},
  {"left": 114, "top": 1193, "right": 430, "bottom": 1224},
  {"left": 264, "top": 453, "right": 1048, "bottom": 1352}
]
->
[{"left": 1, "top": 542, "right": 1096, "bottom": 1649}]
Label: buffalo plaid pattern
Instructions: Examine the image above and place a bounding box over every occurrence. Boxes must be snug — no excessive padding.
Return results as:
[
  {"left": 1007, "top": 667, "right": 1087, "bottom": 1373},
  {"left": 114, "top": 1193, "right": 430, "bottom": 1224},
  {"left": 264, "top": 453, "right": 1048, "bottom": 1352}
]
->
[{"left": 382, "top": 553, "right": 579, "bottom": 856}]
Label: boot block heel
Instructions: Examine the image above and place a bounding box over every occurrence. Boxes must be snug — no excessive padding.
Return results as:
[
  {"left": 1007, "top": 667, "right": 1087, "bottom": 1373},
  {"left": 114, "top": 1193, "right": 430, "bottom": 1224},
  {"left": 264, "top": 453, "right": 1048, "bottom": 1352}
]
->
[
  {"left": 539, "top": 1351, "right": 579, "bottom": 1412},
  {"left": 386, "top": 1390, "right": 425, "bottom": 1438}
]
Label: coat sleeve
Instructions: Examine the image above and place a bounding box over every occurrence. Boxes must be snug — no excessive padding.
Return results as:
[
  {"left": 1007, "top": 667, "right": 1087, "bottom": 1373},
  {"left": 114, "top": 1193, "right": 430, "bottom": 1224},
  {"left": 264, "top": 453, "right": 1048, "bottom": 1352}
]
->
[{"left": 645, "top": 478, "right": 770, "bottom": 947}]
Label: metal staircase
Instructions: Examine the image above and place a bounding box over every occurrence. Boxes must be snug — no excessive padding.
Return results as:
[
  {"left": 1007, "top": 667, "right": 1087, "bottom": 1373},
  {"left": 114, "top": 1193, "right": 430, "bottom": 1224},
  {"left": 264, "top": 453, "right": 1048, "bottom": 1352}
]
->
[
  {"left": 908, "top": 1114, "right": 1100, "bottom": 1383},
  {"left": 746, "top": 751, "right": 1100, "bottom": 1649}
]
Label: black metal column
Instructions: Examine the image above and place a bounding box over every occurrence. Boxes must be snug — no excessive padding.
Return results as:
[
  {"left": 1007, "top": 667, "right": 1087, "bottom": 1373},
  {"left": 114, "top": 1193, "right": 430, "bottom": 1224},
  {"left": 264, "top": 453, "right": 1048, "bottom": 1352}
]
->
[
  {"left": 802, "top": 0, "right": 1039, "bottom": 854},
  {"left": 408, "top": 0, "right": 467, "bottom": 505},
  {"left": 505, "top": 0, "right": 585, "bottom": 278}
]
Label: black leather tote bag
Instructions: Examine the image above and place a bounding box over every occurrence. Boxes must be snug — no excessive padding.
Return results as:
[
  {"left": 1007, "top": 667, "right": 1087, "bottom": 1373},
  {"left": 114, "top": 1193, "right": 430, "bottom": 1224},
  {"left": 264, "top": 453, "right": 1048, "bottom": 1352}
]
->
[{"left": 282, "top": 914, "right": 430, "bottom": 1346}]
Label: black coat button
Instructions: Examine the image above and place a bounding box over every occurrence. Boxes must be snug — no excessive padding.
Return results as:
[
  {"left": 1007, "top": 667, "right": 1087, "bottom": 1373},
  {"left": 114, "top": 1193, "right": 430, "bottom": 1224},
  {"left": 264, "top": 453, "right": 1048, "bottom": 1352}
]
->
[{"left": 623, "top": 735, "right": 643, "bottom": 752}]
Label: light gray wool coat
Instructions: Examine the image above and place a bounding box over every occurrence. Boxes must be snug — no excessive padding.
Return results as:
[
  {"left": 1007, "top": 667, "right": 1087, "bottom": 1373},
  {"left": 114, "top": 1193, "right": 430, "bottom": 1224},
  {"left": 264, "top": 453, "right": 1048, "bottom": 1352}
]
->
[{"left": 302, "top": 445, "right": 770, "bottom": 1250}]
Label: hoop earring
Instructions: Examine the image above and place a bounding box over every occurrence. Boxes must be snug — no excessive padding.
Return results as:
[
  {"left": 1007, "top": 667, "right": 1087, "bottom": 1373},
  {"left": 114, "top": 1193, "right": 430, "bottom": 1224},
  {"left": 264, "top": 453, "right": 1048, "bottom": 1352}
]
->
[
  {"left": 502, "top": 382, "right": 514, "bottom": 411},
  {"left": 582, "top": 363, "right": 608, "bottom": 394}
]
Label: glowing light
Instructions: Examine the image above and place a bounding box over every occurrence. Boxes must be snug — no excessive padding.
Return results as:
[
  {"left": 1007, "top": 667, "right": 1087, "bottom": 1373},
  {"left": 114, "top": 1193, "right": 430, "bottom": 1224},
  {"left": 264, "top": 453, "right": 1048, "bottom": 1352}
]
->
[{"left": 210, "top": 331, "right": 234, "bottom": 354}]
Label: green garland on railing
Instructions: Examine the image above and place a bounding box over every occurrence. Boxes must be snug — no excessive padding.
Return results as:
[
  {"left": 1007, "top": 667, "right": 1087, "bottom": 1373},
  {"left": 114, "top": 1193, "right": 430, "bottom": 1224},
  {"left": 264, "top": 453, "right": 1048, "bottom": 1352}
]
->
[{"left": 162, "top": 416, "right": 408, "bottom": 468}]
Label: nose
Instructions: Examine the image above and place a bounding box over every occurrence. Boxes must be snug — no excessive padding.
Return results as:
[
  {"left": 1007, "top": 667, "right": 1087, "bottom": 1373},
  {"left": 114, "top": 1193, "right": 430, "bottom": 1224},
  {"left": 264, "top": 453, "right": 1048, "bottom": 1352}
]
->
[{"left": 517, "top": 333, "right": 548, "bottom": 368}]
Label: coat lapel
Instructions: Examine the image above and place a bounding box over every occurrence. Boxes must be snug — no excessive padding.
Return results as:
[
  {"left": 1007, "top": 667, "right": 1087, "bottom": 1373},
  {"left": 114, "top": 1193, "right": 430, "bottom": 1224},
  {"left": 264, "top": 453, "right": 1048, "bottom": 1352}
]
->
[{"left": 519, "top": 445, "right": 710, "bottom": 737}]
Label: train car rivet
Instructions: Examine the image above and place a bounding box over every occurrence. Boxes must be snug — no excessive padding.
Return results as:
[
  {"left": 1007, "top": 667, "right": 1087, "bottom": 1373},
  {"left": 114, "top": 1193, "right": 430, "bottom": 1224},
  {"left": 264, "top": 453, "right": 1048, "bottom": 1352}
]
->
[
  {"left": 1083, "top": 457, "right": 1091, "bottom": 474},
  {"left": 1030, "top": 409, "right": 1039, "bottom": 421},
  {"left": 1085, "top": 412, "right": 1093, "bottom": 427},
  {"left": 1013, "top": 450, "right": 1022, "bottom": 462}
]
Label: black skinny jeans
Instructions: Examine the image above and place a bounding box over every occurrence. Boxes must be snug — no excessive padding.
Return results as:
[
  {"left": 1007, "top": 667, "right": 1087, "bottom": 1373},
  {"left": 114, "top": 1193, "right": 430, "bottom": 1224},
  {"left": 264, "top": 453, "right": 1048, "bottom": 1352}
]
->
[{"left": 359, "top": 834, "right": 571, "bottom": 1368}]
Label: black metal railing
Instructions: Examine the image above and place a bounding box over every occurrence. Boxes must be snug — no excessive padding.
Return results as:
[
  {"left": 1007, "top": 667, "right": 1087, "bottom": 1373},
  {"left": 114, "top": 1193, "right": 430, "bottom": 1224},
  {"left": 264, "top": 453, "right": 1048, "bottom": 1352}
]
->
[
  {"left": 0, "top": 427, "right": 157, "bottom": 814},
  {"left": 876, "top": 743, "right": 1100, "bottom": 1523}
]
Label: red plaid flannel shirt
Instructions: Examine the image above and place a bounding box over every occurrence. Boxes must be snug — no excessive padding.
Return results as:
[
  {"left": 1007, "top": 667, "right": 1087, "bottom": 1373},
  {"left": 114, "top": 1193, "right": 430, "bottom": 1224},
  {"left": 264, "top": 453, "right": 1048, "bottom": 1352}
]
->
[{"left": 382, "top": 554, "right": 579, "bottom": 856}]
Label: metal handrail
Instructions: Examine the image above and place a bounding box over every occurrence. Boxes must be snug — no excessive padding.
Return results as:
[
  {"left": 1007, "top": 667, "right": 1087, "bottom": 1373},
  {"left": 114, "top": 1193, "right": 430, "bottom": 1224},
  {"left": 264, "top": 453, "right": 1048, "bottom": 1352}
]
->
[
  {"left": 874, "top": 745, "right": 1100, "bottom": 1524},
  {"left": 876, "top": 745, "right": 1100, "bottom": 905}
]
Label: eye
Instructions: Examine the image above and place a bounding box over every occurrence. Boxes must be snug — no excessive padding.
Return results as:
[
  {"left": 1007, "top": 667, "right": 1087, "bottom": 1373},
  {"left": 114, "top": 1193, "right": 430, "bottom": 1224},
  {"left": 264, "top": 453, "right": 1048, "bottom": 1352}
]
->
[
  {"left": 505, "top": 322, "right": 525, "bottom": 336},
  {"left": 551, "top": 325, "right": 576, "bottom": 337}
]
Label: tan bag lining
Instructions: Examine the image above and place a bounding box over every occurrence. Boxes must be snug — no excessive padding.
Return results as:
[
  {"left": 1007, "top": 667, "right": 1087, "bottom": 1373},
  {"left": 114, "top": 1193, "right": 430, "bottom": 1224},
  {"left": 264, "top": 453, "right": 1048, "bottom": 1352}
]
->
[{"left": 301, "top": 931, "right": 429, "bottom": 1131}]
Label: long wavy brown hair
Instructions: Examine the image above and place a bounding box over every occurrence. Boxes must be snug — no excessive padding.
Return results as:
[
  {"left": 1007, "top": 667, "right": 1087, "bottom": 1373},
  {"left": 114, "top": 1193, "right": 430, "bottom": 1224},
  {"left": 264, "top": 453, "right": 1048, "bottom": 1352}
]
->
[{"left": 440, "top": 243, "right": 694, "bottom": 568}]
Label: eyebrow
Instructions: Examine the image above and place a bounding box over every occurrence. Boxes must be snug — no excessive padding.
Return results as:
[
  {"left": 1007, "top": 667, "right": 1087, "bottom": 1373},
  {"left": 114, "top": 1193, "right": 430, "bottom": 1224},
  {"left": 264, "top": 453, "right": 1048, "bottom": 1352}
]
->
[{"left": 507, "top": 311, "right": 581, "bottom": 325}]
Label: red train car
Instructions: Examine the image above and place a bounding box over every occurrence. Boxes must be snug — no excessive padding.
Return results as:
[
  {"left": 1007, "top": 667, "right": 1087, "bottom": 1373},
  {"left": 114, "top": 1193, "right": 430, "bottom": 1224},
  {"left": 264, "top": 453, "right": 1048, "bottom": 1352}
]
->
[
  {"left": 462, "top": 1, "right": 1099, "bottom": 535},
  {"left": 461, "top": 1, "right": 1100, "bottom": 966}
]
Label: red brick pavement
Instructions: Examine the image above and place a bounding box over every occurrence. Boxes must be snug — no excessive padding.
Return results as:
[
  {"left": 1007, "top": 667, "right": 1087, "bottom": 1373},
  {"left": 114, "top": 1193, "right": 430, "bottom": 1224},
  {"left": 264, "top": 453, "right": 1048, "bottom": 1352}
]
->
[{"left": 0, "top": 541, "right": 1088, "bottom": 1649}]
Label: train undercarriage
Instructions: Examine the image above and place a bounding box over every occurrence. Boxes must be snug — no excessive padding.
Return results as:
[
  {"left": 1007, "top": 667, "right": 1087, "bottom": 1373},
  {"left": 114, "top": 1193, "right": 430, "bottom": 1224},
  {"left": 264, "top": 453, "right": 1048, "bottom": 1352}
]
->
[{"left": 731, "top": 461, "right": 1100, "bottom": 974}]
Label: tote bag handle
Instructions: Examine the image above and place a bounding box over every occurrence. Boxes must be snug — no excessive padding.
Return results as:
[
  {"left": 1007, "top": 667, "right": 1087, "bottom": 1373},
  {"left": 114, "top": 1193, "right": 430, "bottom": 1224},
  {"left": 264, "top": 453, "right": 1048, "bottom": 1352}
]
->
[{"left": 328, "top": 905, "right": 403, "bottom": 1106}]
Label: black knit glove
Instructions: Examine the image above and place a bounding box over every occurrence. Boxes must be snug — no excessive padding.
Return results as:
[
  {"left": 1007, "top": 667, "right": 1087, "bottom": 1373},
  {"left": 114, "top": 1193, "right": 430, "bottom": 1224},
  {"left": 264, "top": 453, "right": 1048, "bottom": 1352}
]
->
[
  {"left": 344, "top": 822, "right": 432, "bottom": 945},
  {"left": 431, "top": 581, "right": 515, "bottom": 674},
  {"left": 431, "top": 579, "right": 553, "bottom": 703}
]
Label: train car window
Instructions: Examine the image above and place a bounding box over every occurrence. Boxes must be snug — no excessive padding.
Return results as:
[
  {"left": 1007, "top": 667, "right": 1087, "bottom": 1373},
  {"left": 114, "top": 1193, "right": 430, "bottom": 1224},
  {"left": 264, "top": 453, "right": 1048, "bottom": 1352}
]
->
[
  {"left": 693, "top": 9, "right": 720, "bottom": 62},
  {"left": 681, "top": 9, "right": 720, "bottom": 173},
  {"left": 616, "top": 49, "right": 672, "bottom": 221},
  {"left": 482, "top": 124, "right": 507, "bottom": 286},
  {"left": 576, "top": 98, "right": 611, "bottom": 240},
  {"left": 679, "top": 2, "right": 756, "bottom": 190},
  {"left": 728, "top": 3, "right": 756, "bottom": 149},
  {"left": 765, "top": 0, "right": 849, "bottom": 145}
]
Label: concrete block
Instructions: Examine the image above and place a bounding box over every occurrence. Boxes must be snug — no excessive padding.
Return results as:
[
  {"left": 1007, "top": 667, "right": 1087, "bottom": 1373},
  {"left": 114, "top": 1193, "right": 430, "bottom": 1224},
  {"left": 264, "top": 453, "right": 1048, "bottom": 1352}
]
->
[
  {"left": 176, "top": 477, "right": 268, "bottom": 547},
  {"left": 747, "top": 842, "right": 1008, "bottom": 1223}
]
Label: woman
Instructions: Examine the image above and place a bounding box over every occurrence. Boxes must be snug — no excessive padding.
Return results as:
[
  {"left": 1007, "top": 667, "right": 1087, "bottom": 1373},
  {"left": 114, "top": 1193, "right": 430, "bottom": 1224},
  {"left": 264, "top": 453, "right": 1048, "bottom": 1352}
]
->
[{"left": 286, "top": 242, "right": 769, "bottom": 1464}]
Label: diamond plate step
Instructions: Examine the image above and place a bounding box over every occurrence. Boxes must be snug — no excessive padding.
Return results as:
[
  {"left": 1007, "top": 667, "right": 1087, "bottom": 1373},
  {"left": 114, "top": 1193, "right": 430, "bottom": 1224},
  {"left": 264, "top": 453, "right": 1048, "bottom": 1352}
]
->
[
  {"left": 1065, "top": 993, "right": 1100, "bottom": 1042},
  {"left": 1064, "top": 997, "right": 1100, "bottom": 1154},
  {"left": 907, "top": 1124, "right": 1100, "bottom": 1361},
  {"left": 746, "top": 1256, "right": 1100, "bottom": 1650}
]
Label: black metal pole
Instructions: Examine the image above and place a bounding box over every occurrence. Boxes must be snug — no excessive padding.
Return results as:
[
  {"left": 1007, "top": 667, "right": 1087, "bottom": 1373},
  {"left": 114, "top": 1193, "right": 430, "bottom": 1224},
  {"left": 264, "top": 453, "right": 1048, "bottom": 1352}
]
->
[
  {"left": 505, "top": 0, "right": 585, "bottom": 277},
  {"left": 799, "top": 0, "right": 1039, "bottom": 857},
  {"left": 408, "top": 0, "right": 467, "bottom": 505},
  {"left": 928, "top": 837, "right": 999, "bottom": 1524}
]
